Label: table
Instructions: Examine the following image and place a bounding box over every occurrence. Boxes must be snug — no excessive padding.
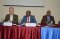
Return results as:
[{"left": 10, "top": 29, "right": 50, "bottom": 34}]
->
[
  {"left": 0, "top": 26, "right": 41, "bottom": 39},
  {"left": 0, "top": 25, "right": 60, "bottom": 39},
  {"left": 41, "top": 26, "right": 60, "bottom": 39}
]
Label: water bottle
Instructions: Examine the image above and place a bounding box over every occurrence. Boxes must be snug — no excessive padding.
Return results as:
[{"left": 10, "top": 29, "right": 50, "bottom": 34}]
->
[{"left": 50, "top": 21, "right": 53, "bottom": 26}]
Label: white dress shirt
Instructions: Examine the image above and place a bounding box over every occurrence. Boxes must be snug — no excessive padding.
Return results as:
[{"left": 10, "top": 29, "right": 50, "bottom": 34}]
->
[{"left": 10, "top": 15, "right": 13, "bottom": 21}]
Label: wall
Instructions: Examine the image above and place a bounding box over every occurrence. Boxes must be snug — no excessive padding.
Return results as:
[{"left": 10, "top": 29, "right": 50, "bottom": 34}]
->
[{"left": 0, "top": 0, "right": 60, "bottom": 24}]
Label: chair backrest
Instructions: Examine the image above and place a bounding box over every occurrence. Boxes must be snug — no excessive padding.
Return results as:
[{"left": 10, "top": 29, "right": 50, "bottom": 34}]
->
[
  {"left": 58, "top": 21, "right": 60, "bottom": 24},
  {"left": 0, "top": 22, "right": 3, "bottom": 26}
]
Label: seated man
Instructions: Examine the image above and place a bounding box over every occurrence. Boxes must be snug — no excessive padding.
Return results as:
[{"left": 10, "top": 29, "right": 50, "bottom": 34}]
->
[
  {"left": 41, "top": 10, "right": 55, "bottom": 25},
  {"left": 4, "top": 7, "right": 18, "bottom": 25},
  {"left": 20, "top": 10, "right": 36, "bottom": 25}
]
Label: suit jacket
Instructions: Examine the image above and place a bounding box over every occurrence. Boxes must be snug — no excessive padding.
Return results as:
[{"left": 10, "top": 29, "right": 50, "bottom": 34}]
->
[
  {"left": 20, "top": 15, "right": 36, "bottom": 24},
  {"left": 41, "top": 15, "right": 55, "bottom": 25},
  {"left": 4, "top": 14, "right": 18, "bottom": 24}
]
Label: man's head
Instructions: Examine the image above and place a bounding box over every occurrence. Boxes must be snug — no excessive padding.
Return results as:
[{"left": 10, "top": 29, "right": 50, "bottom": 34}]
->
[
  {"left": 46, "top": 10, "right": 51, "bottom": 16},
  {"left": 9, "top": 7, "right": 14, "bottom": 15},
  {"left": 26, "top": 10, "right": 31, "bottom": 16}
]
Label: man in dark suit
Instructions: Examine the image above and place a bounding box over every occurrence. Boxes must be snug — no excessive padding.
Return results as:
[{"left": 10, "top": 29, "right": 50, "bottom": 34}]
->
[
  {"left": 4, "top": 7, "right": 18, "bottom": 25},
  {"left": 41, "top": 10, "right": 55, "bottom": 25},
  {"left": 20, "top": 10, "right": 36, "bottom": 25}
]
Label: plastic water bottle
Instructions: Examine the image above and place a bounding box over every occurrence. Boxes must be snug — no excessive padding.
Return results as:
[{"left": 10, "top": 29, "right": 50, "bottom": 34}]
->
[{"left": 50, "top": 21, "right": 53, "bottom": 26}]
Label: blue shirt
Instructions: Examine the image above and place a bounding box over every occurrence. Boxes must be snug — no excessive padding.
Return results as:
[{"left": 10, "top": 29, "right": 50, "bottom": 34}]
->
[{"left": 47, "top": 16, "right": 50, "bottom": 22}]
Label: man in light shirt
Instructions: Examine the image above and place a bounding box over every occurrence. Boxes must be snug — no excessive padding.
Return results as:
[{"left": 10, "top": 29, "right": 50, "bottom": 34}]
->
[
  {"left": 20, "top": 10, "right": 36, "bottom": 25},
  {"left": 41, "top": 10, "right": 55, "bottom": 25},
  {"left": 4, "top": 7, "right": 18, "bottom": 25}
]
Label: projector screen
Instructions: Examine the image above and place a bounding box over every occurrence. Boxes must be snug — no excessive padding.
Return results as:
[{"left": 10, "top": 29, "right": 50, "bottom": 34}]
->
[{"left": 3, "top": 0, "right": 45, "bottom": 7}]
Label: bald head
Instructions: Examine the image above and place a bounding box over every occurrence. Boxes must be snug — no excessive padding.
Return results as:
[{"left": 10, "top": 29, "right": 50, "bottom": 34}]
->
[
  {"left": 26, "top": 10, "right": 31, "bottom": 16},
  {"left": 46, "top": 10, "right": 51, "bottom": 16},
  {"left": 9, "top": 7, "right": 14, "bottom": 15}
]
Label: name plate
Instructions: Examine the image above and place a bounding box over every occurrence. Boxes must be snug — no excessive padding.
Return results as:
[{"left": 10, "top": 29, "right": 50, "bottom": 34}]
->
[
  {"left": 25, "top": 23, "right": 36, "bottom": 27},
  {"left": 3, "top": 22, "right": 12, "bottom": 26}
]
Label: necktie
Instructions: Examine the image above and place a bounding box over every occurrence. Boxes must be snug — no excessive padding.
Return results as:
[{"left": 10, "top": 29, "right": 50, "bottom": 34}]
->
[{"left": 27, "top": 16, "right": 29, "bottom": 23}]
